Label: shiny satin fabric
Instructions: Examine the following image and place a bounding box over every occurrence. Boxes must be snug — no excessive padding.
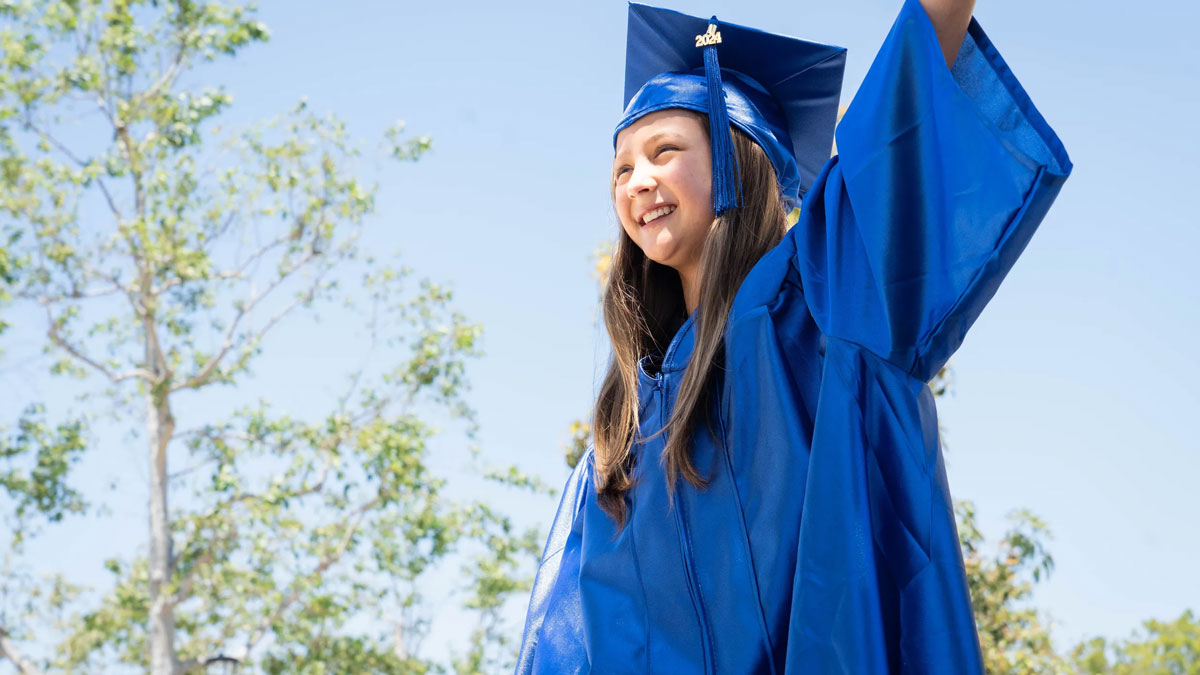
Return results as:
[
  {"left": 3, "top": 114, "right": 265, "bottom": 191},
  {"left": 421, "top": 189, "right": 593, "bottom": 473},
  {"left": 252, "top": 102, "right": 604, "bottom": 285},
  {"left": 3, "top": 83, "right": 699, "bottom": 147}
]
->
[
  {"left": 516, "top": 0, "right": 1072, "bottom": 672},
  {"left": 617, "top": 3, "right": 846, "bottom": 204},
  {"left": 615, "top": 69, "right": 809, "bottom": 209}
]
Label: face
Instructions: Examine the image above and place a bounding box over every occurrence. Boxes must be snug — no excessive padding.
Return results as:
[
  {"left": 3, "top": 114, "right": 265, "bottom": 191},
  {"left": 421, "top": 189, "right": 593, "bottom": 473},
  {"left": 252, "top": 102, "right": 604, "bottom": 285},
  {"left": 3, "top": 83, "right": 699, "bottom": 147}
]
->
[{"left": 612, "top": 109, "right": 713, "bottom": 276}]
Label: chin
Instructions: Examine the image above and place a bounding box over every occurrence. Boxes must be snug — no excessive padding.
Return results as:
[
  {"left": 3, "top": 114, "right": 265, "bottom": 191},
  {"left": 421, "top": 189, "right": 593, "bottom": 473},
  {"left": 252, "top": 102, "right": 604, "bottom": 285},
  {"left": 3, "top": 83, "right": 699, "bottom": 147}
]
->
[
  {"left": 649, "top": 255, "right": 682, "bottom": 272},
  {"left": 640, "top": 238, "right": 678, "bottom": 264},
  {"left": 640, "top": 245, "right": 672, "bottom": 265}
]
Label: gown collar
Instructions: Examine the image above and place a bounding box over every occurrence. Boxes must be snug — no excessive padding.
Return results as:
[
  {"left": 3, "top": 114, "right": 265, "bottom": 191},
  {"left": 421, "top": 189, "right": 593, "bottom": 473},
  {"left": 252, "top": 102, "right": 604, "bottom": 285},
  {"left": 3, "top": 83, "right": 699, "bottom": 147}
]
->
[{"left": 661, "top": 304, "right": 700, "bottom": 374}]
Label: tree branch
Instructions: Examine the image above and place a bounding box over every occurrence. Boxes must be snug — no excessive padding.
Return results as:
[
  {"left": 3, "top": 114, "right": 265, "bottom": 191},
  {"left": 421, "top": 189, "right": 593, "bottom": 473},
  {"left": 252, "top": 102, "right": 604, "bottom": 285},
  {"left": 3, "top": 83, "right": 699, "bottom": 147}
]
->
[
  {"left": 29, "top": 282, "right": 126, "bottom": 305},
  {"left": 130, "top": 34, "right": 189, "bottom": 116},
  {"left": 20, "top": 117, "right": 123, "bottom": 222},
  {"left": 44, "top": 306, "right": 153, "bottom": 384},
  {"left": 0, "top": 626, "right": 43, "bottom": 675},
  {"left": 237, "top": 498, "right": 379, "bottom": 661},
  {"left": 168, "top": 520, "right": 238, "bottom": 608},
  {"left": 167, "top": 449, "right": 339, "bottom": 583},
  {"left": 149, "top": 220, "right": 288, "bottom": 297},
  {"left": 171, "top": 247, "right": 324, "bottom": 392}
]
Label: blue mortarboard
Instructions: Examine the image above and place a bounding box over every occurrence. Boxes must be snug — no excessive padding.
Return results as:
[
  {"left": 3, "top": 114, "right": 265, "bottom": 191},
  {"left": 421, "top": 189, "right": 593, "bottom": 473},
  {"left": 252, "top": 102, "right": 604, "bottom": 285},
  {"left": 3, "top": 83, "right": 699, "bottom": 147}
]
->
[{"left": 615, "top": 3, "right": 847, "bottom": 213}]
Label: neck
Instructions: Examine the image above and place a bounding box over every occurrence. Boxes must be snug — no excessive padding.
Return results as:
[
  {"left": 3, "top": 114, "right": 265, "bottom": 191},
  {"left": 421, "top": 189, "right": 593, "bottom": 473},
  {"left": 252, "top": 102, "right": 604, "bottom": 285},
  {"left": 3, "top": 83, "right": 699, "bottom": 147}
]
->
[{"left": 678, "top": 264, "right": 700, "bottom": 316}]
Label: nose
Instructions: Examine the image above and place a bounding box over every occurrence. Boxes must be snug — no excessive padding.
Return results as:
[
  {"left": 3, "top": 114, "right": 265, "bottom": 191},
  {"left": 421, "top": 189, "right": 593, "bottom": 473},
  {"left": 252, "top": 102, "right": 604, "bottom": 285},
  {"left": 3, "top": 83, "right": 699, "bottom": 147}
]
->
[{"left": 626, "top": 160, "right": 656, "bottom": 199}]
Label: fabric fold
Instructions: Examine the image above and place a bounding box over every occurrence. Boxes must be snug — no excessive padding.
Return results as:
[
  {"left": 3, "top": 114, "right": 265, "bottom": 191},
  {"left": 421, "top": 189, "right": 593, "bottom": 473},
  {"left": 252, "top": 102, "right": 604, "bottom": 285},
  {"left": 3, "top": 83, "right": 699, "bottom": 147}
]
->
[{"left": 516, "top": 0, "right": 1071, "bottom": 671}]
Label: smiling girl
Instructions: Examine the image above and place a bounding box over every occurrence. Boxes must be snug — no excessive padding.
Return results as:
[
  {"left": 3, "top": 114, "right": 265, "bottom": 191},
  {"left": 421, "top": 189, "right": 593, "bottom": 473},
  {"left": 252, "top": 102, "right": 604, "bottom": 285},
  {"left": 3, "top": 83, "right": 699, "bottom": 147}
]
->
[{"left": 518, "top": 1, "right": 1072, "bottom": 672}]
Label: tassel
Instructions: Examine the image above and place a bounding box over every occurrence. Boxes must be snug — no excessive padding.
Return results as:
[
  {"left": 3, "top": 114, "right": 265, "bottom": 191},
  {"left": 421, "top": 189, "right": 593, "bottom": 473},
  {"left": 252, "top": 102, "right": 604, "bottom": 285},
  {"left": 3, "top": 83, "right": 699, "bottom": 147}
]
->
[{"left": 701, "top": 18, "right": 741, "bottom": 216}]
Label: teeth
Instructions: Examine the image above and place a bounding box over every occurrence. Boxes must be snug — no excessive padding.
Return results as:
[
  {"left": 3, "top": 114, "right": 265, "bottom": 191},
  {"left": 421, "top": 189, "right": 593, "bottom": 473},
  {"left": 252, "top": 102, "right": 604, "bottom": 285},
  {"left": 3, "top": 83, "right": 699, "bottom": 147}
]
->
[{"left": 642, "top": 205, "right": 676, "bottom": 224}]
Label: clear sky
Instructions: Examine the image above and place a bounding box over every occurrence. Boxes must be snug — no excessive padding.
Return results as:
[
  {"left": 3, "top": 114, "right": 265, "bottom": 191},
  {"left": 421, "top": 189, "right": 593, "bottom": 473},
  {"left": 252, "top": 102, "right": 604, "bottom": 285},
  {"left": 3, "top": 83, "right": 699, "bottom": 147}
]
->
[{"left": 4, "top": 0, "right": 1198, "bottom": 664}]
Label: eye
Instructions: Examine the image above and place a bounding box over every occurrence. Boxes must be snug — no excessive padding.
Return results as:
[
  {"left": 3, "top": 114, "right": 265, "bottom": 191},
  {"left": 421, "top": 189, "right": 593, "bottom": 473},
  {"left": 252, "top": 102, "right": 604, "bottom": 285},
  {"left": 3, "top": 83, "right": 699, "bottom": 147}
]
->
[
  {"left": 655, "top": 144, "right": 679, "bottom": 157},
  {"left": 614, "top": 165, "right": 631, "bottom": 180}
]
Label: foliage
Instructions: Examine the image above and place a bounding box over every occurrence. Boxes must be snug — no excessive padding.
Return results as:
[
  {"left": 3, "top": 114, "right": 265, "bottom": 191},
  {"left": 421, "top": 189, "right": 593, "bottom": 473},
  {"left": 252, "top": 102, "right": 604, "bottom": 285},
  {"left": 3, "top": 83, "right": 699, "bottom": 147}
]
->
[
  {"left": 0, "top": 0, "right": 541, "bottom": 672},
  {"left": 1071, "top": 610, "right": 1200, "bottom": 675},
  {"left": 956, "top": 501, "right": 1065, "bottom": 674},
  {"left": 561, "top": 420, "right": 589, "bottom": 471},
  {"left": 0, "top": 407, "right": 88, "bottom": 675},
  {"left": 0, "top": 406, "right": 87, "bottom": 546}
]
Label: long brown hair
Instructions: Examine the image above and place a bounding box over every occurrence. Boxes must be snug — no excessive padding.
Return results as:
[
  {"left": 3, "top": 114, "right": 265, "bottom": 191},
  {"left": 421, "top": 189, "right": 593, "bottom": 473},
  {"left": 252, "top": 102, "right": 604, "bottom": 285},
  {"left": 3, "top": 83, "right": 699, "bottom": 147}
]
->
[{"left": 593, "top": 118, "right": 789, "bottom": 530}]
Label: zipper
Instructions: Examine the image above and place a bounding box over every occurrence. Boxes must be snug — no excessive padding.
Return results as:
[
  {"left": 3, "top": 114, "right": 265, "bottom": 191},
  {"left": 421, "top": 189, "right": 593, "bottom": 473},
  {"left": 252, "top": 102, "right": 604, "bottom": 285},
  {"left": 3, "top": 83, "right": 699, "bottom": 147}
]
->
[
  {"left": 713, "top": 384, "right": 778, "bottom": 673},
  {"left": 662, "top": 382, "right": 715, "bottom": 673}
]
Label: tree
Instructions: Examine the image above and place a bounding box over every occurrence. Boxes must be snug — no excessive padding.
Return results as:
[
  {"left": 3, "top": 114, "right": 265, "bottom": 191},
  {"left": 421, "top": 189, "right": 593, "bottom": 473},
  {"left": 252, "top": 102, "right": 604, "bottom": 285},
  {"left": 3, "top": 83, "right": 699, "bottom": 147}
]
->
[
  {"left": 956, "top": 501, "right": 1064, "bottom": 674},
  {"left": 0, "top": 406, "right": 88, "bottom": 674},
  {"left": 0, "top": 1, "right": 541, "bottom": 672},
  {"left": 1071, "top": 610, "right": 1200, "bottom": 675}
]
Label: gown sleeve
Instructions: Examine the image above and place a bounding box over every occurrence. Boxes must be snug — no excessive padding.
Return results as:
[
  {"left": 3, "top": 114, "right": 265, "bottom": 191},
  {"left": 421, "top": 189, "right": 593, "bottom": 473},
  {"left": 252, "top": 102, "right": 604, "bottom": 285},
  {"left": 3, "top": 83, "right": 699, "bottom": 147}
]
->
[
  {"left": 793, "top": 0, "right": 1072, "bottom": 384},
  {"left": 514, "top": 447, "right": 592, "bottom": 674}
]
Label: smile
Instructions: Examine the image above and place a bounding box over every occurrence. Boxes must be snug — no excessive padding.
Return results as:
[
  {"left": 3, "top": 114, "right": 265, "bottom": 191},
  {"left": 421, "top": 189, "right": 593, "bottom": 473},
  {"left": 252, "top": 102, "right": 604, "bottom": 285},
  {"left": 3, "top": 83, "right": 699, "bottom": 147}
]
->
[{"left": 641, "top": 205, "right": 676, "bottom": 226}]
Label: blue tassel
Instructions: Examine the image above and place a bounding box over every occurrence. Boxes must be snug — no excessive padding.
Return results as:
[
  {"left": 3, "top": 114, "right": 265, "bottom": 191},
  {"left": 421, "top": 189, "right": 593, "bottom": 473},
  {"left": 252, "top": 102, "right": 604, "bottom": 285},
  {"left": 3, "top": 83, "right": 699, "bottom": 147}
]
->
[{"left": 701, "top": 18, "right": 740, "bottom": 216}]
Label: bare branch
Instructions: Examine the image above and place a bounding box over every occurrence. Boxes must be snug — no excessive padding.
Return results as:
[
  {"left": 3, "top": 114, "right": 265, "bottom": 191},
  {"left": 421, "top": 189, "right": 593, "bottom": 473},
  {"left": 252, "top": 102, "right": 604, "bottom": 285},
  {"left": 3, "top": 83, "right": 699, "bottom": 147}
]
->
[
  {"left": 166, "top": 456, "right": 218, "bottom": 481},
  {"left": 171, "top": 247, "right": 324, "bottom": 392},
  {"left": 173, "top": 426, "right": 256, "bottom": 445},
  {"left": 84, "top": 264, "right": 146, "bottom": 322},
  {"left": 28, "top": 282, "right": 126, "bottom": 304},
  {"left": 43, "top": 305, "right": 153, "bottom": 384},
  {"left": 150, "top": 221, "right": 290, "bottom": 297},
  {"left": 18, "top": 256, "right": 133, "bottom": 306}
]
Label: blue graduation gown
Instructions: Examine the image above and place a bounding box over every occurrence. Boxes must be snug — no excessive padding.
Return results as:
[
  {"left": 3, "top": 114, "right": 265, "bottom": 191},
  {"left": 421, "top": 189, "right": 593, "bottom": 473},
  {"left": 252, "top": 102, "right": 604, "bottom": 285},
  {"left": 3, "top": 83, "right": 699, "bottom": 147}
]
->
[{"left": 516, "top": 1, "right": 1072, "bottom": 672}]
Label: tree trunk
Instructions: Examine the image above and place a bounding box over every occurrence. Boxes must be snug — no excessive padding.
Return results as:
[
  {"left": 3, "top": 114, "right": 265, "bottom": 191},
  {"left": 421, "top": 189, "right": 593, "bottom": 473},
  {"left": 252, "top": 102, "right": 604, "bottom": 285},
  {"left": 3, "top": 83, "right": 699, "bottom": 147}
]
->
[{"left": 146, "top": 335, "right": 176, "bottom": 674}]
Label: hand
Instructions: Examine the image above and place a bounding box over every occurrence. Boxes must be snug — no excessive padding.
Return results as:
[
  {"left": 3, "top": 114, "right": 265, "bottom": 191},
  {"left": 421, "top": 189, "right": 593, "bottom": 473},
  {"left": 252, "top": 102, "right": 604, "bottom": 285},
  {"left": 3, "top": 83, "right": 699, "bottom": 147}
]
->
[{"left": 919, "top": 0, "right": 977, "bottom": 68}]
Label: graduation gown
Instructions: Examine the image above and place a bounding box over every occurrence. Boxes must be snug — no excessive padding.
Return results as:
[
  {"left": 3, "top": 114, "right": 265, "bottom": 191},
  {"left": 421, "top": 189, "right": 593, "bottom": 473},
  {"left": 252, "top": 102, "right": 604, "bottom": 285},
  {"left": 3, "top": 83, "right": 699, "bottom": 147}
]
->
[{"left": 516, "top": 1, "right": 1072, "bottom": 672}]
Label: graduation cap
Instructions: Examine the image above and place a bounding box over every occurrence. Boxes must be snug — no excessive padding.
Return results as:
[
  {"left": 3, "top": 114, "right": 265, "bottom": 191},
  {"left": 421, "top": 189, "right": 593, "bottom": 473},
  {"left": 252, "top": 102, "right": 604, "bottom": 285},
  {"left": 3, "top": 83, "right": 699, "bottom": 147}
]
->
[{"left": 615, "top": 3, "right": 847, "bottom": 213}]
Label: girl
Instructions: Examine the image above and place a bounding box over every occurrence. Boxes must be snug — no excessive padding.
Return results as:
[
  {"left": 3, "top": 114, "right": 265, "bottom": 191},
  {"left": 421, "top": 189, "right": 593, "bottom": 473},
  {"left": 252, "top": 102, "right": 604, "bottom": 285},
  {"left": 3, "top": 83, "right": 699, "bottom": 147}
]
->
[{"left": 518, "top": 1, "right": 1071, "bottom": 672}]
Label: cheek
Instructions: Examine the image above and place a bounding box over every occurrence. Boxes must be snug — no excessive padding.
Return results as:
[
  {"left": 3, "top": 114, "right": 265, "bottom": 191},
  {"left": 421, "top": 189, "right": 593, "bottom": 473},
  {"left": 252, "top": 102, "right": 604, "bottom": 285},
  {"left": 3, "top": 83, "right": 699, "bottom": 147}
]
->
[
  {"left": 667, "top": 163, "right": 711, "bottom": 211},
  {"left": 674, "top": 168, "right": 713, "bottom": 239},
  {"left": 686, "top": 168, "right": 712, "bottom": 205},
  {"left": 613, "top": 192, "right": 637, "bottom": 234}
]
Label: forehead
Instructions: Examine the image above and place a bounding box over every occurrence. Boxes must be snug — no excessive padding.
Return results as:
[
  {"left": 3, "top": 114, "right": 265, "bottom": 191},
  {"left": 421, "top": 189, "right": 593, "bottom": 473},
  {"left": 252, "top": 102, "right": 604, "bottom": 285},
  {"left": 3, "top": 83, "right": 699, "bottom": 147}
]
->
[{"left": 613, "top": 109, "right": 706, "bottom": 155}]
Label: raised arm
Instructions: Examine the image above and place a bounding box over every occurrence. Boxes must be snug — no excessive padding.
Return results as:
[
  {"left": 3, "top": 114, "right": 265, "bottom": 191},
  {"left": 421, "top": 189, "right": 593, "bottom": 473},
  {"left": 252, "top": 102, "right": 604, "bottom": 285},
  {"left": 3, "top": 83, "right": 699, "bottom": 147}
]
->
[
  {"left": 793, "top": 0, "right": 1072, "bottom": 382},
  {"left": 920, "top": 0, "right": 976, "bottom": 67}
]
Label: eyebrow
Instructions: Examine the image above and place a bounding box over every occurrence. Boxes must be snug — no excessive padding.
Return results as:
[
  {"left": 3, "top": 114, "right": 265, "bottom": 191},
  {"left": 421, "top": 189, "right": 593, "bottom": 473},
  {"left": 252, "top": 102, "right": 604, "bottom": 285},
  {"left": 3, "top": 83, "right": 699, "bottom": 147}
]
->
[{"left": 613, "top": 131, "right": 680, "bottom": 164}]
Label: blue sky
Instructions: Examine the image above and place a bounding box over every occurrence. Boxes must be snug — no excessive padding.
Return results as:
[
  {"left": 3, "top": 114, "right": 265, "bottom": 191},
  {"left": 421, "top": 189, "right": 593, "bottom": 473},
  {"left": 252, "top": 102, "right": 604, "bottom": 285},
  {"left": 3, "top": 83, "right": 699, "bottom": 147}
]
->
[{"left": 4, "top": 0, "right": 1198, "bottom": 664}]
